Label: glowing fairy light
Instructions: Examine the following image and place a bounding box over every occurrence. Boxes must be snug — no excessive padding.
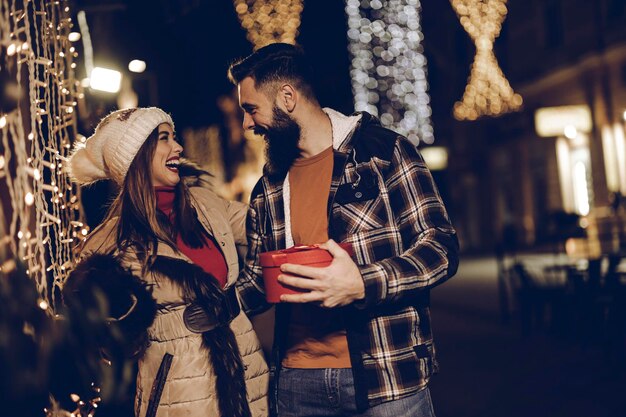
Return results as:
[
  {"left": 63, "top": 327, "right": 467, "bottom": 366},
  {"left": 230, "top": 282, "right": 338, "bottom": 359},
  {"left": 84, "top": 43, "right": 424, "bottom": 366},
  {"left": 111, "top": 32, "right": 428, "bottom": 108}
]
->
[
  {"left": 345, "top": 0, "right": 434, "bottom": 145},
  {"left": 450, "top": 0, "right": 522, "bottom": 120},
  {"left": 1, "top": 0, "right": 83, "bottom": 310},
  {"left": 234, "top": 0, "right": 303, "bottom": 49},
  {"left": 25, "top": 192, "right": 35, "bottom": 206}
]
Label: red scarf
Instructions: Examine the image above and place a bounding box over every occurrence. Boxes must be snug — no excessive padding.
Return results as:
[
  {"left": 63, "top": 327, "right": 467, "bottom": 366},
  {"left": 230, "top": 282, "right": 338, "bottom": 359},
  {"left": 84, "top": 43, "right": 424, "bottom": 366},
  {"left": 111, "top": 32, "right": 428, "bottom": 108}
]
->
[{"left": 155, "top": 186, "right": 228, "bottom": 288}]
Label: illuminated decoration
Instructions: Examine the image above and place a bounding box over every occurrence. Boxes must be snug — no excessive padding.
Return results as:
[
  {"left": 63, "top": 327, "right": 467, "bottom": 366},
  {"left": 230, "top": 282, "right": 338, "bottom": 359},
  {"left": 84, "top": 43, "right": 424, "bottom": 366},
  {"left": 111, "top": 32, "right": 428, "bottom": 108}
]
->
[
  {"left": 233, "top": 0, "right": 303, "bottom": 49},
  {"left": 345, "top": 0, "right": 434, "bottom": 145},
  {"left": 68, "top": 31, "right": 81, "bottom": 42},
  {"left": 89, "top": 66, "right": 122, "bottom": 93},
  {"left": 421, "top": 146, "right": 448, "bottom": 170},
  {"left": 602, "top": 124, "right": 626, "bottom": 194},
  {"left": 45, "top": 387, "right": 102, "bottom": 417},
  {"left": 556, "top": 136, "right": 593, "bottom": 216},
  {"left": 450, "top": 0, "right": 522, "bottom": 120},
  {"left": 0, "top": 0, "right": 83, "bottom": 305},
  {"left": 534, "top": 105, "right": 592, "bottom": 137},
  {"left": 573, "top": 161, "right": 590, "bottom": 216},
  {"left": 128, "top": 59, "right": 146, "bottom": 73}
]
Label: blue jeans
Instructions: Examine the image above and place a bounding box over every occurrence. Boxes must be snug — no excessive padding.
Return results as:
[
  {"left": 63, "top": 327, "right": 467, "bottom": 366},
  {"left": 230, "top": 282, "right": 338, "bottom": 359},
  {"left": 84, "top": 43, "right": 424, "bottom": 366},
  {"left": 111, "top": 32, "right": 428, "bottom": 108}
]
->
[{"left": 277, "top": 368, "right": 436, "bottom": 417}]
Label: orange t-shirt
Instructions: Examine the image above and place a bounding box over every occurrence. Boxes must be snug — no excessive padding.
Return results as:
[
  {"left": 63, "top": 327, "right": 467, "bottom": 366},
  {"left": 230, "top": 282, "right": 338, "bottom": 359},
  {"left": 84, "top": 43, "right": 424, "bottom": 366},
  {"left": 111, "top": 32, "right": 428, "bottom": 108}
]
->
[{"left": 282, "top": 146, "right": 351, "bottom": 369}]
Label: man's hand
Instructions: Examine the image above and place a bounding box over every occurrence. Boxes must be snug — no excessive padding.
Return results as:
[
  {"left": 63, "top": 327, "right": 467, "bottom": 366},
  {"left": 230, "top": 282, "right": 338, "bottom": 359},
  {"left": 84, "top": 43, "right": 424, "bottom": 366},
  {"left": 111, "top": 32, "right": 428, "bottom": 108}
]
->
[{"left": 277, "top": 239, "right": 365, "bottom": 308}]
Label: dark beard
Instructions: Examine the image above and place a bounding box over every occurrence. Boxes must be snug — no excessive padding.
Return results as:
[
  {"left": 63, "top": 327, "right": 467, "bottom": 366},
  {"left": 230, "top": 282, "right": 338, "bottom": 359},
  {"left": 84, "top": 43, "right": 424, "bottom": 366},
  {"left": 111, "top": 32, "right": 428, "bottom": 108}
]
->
[{"left": 260, "top": 106, "right": 301, "bottom": 179}]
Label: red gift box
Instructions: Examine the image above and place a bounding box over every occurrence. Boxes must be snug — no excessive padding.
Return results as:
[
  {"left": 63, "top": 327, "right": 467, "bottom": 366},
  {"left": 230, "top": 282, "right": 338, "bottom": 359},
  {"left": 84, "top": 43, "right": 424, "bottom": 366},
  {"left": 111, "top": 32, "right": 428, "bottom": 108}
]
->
[{"left": 259, "top": 243, "right": 354, "bottom": 303}]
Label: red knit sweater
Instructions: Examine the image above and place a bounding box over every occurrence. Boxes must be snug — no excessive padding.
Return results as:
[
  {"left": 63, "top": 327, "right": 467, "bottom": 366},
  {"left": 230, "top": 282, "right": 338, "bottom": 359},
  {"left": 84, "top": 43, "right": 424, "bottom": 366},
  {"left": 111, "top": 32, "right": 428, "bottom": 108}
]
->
[{"left": 155, "top": 186, "right": 228, "bottom": 288}]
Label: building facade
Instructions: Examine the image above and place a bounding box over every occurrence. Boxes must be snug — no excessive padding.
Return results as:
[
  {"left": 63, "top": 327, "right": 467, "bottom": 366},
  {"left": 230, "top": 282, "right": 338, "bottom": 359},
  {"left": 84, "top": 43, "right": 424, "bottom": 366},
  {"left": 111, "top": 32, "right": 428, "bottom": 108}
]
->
[{"left": 424, "top": 0, "right": 626, "bottom": 253}]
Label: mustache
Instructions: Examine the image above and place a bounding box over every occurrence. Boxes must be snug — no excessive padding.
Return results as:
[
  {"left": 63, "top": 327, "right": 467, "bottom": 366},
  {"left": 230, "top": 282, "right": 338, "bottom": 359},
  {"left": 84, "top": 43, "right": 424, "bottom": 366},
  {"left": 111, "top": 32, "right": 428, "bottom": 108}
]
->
[{"left": 253, "top": 126, "right": 268, "bottom": 136}]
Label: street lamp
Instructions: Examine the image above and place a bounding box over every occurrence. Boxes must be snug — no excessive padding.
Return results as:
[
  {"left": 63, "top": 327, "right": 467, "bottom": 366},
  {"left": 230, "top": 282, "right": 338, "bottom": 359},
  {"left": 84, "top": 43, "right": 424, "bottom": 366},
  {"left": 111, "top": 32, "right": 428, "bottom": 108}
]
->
[
  {"left": 128, "top": 59, "right": 146, "bottom": 73},
  {"left": 88, "top": 67, "right": 122, "bottom": 93}
]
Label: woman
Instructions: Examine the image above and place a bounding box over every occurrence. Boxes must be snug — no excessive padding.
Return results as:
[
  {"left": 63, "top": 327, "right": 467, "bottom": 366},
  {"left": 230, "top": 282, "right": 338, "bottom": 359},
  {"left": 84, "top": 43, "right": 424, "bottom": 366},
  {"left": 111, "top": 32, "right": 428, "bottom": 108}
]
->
[{"left": 68, "top": 107, "right": 268, "bottom": 417}]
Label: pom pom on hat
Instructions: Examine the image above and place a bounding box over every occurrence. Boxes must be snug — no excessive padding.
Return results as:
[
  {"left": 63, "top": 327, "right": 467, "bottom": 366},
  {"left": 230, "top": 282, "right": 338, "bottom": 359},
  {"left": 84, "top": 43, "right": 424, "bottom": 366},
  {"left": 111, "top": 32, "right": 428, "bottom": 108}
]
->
[
  {"left": 68, "top": 143, "right": 108, "bottom": 184},
  {"left": 69, "top": 107, "right": 174, "bottom": 185}
]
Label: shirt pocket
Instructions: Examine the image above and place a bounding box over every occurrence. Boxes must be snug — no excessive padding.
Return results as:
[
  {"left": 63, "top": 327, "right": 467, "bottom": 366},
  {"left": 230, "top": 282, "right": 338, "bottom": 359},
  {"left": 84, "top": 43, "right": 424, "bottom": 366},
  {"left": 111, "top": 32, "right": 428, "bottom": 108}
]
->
[
  {"left": 333, "top": 184, "right": 389, "bottom": 236},
  {"left": 334, "top": 162, "right": 390, "bottom": 235}
]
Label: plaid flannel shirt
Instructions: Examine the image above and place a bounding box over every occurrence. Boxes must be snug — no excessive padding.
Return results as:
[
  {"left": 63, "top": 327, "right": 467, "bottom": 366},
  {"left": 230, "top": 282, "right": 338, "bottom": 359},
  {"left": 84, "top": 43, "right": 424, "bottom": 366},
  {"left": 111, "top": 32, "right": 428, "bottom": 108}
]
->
[{"left": 237, "top": 112, "right": 459, "bottom": 411}]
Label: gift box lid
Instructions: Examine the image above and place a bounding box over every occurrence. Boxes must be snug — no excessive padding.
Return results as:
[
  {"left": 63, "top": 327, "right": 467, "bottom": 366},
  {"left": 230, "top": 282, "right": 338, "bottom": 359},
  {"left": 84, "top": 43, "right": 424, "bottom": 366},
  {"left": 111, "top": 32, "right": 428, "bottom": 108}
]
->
[{"left": 259, "top": 243, "right": 353, "bottom": 268}]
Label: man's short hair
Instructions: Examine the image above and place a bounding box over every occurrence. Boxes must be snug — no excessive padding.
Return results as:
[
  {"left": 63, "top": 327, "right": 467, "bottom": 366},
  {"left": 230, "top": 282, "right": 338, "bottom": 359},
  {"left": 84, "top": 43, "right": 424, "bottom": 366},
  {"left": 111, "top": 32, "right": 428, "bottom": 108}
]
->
[{"left": 227, "top": 43, "right": 317, "bottom": 101}]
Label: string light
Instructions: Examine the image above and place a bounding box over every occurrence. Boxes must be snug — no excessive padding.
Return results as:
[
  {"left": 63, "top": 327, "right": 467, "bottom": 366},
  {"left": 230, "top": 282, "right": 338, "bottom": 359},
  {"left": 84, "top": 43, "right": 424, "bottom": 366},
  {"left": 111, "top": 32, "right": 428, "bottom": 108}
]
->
[
  {"left": 234, "top": 0, "right": 303, "bottom": 49},
  {"left": 450, "top": 0, "right": 522, "bottom": 120},
  {"left": 1, "top": 0, "right": 82, "bottom": 311},
  {"left": 345, "top": 0, "right": 434, "bottom": 145},
  {"left": 47, "top": 390, "right": 102, "bottom": 417},
  {"left": 6, "top": 43, "right": 16, "bottom": 56},
  {"left": 25, "top": 192, "right": 35, "bottom": 206}
]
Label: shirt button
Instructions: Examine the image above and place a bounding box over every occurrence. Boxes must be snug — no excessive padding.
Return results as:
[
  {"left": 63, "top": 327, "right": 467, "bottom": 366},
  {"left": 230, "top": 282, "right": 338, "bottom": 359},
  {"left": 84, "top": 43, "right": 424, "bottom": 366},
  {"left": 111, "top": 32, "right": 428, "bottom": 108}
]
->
[{"left": 355, "top": 192, "right": 363, "bottom": 198}]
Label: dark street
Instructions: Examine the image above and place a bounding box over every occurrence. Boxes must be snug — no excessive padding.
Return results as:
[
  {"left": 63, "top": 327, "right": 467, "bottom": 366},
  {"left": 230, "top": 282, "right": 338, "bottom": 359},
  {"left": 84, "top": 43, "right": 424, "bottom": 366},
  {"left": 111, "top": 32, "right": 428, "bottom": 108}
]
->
[{"left": 430, "top": 257, "right": 626, "bottom": 417}]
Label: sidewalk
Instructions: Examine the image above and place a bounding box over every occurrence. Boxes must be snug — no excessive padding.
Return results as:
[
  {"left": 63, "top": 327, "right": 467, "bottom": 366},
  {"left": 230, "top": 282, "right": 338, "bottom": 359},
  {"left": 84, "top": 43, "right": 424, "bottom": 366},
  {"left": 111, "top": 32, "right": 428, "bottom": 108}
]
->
[{"left": 429, "top": 256, "right": 626, "bottom": 417}]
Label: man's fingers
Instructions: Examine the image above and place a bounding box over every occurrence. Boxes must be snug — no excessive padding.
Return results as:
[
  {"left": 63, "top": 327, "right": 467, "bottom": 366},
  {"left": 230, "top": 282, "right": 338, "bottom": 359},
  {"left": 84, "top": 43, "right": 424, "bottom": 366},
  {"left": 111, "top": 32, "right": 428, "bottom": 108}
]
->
[
  {"left": 280, "top": 291, "right": 324, "bottom": 303},
  {"left": 321, "top": 239, "right": 348, "bottom": 258},
  {"left": 277, "top": 274, "right": 321, "bottom": 291},
  {"left": 280, "top": 263, "right": 325, "bottom": 278}
]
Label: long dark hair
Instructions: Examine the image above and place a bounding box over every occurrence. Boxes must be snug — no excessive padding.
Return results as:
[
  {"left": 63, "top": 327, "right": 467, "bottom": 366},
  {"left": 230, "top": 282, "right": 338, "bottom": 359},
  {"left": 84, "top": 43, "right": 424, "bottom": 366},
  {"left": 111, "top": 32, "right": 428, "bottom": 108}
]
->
[{"left": 103, "top": 128, "right": 206, "bottom": 268}]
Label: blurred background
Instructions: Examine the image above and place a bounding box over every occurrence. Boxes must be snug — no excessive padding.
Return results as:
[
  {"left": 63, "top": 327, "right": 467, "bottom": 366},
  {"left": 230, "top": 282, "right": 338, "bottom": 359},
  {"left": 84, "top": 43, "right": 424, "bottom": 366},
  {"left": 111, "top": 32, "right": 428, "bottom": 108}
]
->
[{"left": 1, "top": 0, "right": 625, "bottom": 416}]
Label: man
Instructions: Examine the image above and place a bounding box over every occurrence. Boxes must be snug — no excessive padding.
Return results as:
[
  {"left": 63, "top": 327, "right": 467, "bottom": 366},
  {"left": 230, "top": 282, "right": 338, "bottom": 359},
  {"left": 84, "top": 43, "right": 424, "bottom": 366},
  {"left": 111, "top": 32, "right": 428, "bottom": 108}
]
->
[{"left": 229, "top": 43, "right": 459, "bottom": 417}]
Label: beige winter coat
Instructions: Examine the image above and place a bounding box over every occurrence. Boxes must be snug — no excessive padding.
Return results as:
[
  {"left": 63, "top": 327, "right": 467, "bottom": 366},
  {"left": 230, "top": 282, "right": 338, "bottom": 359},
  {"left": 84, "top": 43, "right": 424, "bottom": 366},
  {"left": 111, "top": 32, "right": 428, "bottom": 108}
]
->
[{"left": 78, "top": 186, "right": 269, "bottom": 417}]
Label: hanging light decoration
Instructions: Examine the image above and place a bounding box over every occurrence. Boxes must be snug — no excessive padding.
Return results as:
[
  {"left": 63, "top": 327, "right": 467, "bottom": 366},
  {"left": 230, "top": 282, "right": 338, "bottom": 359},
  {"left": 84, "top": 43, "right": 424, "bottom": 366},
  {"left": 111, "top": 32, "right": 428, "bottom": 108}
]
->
[
  {"left": 233, "top": 0, "right": 304, "bottom": 49},
  {"left": 345, "top": 0, "right": 434, "bottom": 145},
  {"left": 0, "top": 0, "right": 83, "bottom": 305},
  {"left": 450, "top": 0, "right": 522, "bottom": 121}
]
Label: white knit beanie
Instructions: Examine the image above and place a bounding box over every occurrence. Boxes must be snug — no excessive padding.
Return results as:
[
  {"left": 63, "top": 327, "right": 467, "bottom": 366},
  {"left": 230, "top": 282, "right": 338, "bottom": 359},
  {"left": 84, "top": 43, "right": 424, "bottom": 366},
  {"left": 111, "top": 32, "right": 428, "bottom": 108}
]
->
[{"left": 69, "top": 107, "right": 174, "bottom": 185}]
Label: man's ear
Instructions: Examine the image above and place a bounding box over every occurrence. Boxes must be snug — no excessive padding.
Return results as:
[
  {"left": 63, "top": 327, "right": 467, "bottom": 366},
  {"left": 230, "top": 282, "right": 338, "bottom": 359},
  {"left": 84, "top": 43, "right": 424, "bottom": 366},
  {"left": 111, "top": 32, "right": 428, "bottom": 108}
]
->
[{"left": 277, "top": 83, "right": 298, "bottom": 113}]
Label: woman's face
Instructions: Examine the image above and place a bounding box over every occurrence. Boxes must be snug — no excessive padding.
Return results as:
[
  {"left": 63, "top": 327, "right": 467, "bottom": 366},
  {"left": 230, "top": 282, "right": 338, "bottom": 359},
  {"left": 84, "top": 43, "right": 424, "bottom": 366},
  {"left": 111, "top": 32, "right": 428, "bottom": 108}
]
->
[{"left": 151, "top": 123, "right": 183, "bottom": 187}]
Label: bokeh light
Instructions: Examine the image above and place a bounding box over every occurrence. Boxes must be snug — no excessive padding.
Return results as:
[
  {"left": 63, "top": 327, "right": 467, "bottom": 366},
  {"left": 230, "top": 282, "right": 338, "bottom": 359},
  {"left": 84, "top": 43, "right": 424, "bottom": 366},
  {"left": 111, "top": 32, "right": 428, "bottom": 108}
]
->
[
  {"left": 345, "top": 0, "right": 434, "bottom": 145},
  {"left": 450, "top": 0, "right": 522, "bottom": 121},
  {"left": 234, "top": 0, "right": 304, "bottom": 49}
]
